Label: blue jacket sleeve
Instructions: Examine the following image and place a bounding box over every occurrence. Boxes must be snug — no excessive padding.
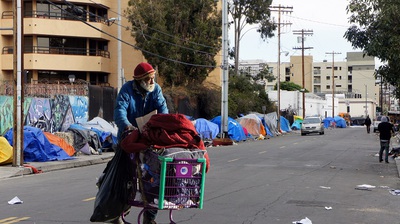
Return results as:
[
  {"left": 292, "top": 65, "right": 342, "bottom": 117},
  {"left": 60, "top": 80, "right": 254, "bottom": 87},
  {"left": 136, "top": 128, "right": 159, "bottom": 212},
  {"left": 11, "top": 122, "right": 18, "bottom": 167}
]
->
[{"left": 114, "top": 84, "right": 132, "bottom": 133}]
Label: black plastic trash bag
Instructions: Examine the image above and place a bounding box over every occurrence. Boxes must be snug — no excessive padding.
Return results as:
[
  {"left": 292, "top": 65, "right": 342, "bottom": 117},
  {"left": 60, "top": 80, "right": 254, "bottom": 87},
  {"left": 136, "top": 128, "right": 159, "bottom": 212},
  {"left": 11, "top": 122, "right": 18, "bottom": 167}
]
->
[{"left": 90, "top": 148, "right": 136, "bottom": 222}]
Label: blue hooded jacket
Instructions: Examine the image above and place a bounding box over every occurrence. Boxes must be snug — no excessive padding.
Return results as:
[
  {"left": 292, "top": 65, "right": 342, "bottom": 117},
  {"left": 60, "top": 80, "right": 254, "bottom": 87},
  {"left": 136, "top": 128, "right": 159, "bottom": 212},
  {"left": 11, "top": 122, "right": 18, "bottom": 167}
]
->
[{"left": 114, "top": 80, "right": 168, "bottom": 141}]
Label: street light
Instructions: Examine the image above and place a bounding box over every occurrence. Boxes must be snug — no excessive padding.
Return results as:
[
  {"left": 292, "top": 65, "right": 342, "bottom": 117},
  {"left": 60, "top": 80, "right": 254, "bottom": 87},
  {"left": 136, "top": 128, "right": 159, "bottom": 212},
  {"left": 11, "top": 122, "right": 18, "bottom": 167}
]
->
[
  {"left": 68, "top": 74, "right": 75, "bottom": 83},
  {"left": 69, "top": 74, "right": 75, "bottom": 95}
]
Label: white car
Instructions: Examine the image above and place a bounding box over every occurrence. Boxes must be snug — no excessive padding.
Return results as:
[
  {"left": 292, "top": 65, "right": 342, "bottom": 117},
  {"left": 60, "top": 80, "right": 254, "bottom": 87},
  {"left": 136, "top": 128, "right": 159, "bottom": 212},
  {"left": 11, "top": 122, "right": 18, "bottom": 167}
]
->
[
  {"left": 373, "top": 115, "right": 383, "bottom": 133},
  {"left": 301, "top": 117, "right": 324, "bottom": 136}
]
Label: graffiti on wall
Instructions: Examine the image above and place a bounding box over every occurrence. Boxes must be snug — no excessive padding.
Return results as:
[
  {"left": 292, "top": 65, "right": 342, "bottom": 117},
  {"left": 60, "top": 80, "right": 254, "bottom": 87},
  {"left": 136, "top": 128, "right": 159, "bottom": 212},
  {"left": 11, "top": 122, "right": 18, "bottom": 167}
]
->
[
  {"left": 51, "top": 95, "right": 73, "bottom": 132},
  {"left": 69, "top": 96, "right": 89, "bottom": 124},
  {"left": 0, "top": 96, "right": 13, "bottom": 135},
  {"left": 0, "top": 95, "right": 89, "bottom": 135}
]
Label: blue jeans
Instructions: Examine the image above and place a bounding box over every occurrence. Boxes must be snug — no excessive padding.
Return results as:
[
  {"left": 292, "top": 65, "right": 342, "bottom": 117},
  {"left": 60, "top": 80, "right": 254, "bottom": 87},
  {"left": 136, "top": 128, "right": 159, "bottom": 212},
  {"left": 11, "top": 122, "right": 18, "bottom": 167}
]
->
[{"left": 379, "top": 140, "right": 390, "bottom": 162}]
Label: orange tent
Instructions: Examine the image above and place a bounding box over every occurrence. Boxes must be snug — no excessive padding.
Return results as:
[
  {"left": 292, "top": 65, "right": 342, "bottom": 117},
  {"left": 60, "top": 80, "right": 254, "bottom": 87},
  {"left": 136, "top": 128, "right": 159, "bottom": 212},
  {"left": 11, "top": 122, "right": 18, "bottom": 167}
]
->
[{"left": 44, "top": 132, "right": 75, "bottom": 156}]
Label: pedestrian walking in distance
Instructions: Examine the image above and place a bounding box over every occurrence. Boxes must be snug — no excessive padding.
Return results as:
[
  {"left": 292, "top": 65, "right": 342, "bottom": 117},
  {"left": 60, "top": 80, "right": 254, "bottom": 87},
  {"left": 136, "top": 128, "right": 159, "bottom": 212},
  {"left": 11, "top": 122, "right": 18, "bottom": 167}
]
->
[{"left": 364, "top": 115, "right": 372, "bottom": 133}]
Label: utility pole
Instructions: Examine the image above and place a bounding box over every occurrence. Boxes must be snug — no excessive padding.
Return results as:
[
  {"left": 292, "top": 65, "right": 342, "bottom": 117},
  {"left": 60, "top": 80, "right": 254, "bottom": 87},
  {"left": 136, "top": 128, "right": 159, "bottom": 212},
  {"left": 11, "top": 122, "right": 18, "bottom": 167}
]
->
[
  {"left": 221, "top": 0, "right": 229, "bottom": 138},
  {"left": 117, "top": 0, "right": 123, "bottom": 90},
  {"left": 326, "top": 51, "right": 341, "bottom": 117},
  {"left": 293, "top": 29, "right": 313, "bottom": 118},
  {"left": 13, "top": 0, "right": 24, "bottom": 167},
  {"left": 270, "top": 5, "right": 292, "bottom": 133}
]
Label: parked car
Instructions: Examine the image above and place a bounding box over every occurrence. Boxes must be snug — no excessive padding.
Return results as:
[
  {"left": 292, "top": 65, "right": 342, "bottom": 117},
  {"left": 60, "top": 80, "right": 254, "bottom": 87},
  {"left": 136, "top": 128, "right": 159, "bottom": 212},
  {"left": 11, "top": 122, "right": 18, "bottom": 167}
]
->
[
  {"left": 301, "top": 116, "right": 324, "bottom": 136},
  {"left": 373, "top": 115, "right": 383, "bottom": 133},
  {"left": 351, "top": 117, "right": 366, "bottom": 126}
]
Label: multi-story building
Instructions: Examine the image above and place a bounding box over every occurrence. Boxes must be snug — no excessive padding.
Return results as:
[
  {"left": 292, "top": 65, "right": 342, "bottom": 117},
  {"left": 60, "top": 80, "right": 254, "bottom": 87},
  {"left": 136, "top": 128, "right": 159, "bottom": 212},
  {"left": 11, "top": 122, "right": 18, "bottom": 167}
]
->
[
  {"left": 239, "top": 52, "right": 380, "bottom": 117},
  {"left": 0, "top": 0, "right": 221, "bottom": 88}
]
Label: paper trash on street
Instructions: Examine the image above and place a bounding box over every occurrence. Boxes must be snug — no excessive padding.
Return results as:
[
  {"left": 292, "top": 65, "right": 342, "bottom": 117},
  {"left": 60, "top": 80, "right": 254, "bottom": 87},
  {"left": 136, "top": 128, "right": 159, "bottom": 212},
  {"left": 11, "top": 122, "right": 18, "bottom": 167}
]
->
[
  {"left": 389, "top": 189, "right": 400, "bottom": 196},
  {"left": 355, "top": 184, "right": 376, "bottom": 190},
  {"left": 8, "top": 196, "right": 23, "bottom": 204},
  {"left": 293, "top": 217, "right": 312, "bottom": 224}
]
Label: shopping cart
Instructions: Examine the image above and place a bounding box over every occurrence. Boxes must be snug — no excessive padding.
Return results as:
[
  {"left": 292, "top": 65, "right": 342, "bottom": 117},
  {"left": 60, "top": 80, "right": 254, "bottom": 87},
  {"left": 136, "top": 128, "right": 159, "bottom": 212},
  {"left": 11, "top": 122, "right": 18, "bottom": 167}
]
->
[{"left": 122, "top": 149, "right": 207, "bottom": 224}]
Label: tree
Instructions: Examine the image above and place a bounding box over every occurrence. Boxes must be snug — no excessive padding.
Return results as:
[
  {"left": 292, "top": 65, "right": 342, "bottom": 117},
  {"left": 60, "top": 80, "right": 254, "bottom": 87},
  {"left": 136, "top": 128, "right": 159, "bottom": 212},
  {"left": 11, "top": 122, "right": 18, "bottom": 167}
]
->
[
  {"left": 228, "top": 75, "right": 274, "bottom": 117},
  {"left": 126, "top": 0, "right": 222, "bottom": 87},
  {"left": 274, "top": 81, "right": 305, "bottom": 91},
  {"left": 344, "top": 0, "right": 400, "bottom": 98},
  {"left": 229, "top": 0, "right": 276, "bottom": 76}
]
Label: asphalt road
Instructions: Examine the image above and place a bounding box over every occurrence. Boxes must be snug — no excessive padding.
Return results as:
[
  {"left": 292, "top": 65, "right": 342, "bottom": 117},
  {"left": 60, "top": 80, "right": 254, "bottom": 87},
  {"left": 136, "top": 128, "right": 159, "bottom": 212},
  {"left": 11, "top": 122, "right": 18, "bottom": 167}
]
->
[{"left": 1, "top": 127, "right": 400, "bottom": 224}]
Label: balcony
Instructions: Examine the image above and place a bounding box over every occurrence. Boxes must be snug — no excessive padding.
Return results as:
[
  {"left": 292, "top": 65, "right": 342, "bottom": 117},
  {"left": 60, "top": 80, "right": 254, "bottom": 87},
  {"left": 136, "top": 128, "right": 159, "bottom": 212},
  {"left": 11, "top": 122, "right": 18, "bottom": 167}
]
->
[
  {"left": 1, "top": 46, "right": 110, "bottom": 73},
  {"left": 1, "top": 10, "right": 114, "bottom": 39}
]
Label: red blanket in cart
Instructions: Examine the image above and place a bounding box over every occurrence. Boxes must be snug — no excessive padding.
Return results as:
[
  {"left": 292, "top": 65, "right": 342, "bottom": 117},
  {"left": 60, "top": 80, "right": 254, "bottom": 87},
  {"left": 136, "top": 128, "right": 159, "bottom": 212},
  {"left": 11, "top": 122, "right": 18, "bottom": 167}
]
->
[{"left": 121, "top": 114, "right": 210, "bottom": 171}]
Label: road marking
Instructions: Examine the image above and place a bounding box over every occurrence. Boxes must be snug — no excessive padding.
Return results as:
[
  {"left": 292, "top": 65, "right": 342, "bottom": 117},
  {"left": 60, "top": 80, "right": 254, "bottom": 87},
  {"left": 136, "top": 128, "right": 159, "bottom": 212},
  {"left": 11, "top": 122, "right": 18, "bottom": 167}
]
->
[
  {"left": 0, "top": 217, "right": 30, "bottom": 224},
  {"left": 280, "top": 146, "right": 286, "bottom": 148},
  {"left": 228, "top": 158, "right": 239, "bottom": 162},
  {"left": 83, "top": 197, "right": 96, "bottom": 202},
  {"left": 259, "top": 151, "right": 267, "bottom": 154}
]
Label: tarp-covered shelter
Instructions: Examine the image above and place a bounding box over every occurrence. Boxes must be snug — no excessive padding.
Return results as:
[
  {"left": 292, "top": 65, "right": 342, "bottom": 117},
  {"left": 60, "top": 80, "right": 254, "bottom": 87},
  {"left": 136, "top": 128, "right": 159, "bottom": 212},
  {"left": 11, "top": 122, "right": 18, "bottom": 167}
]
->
[
  {"left": 80, "top": 117, "right": 118, "bottom": 148},
  {"left": 334, "top": 116, "right": 347, "bottom": 128},
  {"left": 323, "top": 117, "right": 335, "bottom": 128},
  {"left": 280, "top": 116, "right": 292, "bottom": 132},
  {"left": 291, "top": 116, "right": 303, "bottom": 130},
  {"left": 44, "top": 132, "right": 75, "bottom": 156},
  {"left": 194, "top": 118, "right": 219, "bottom": 140},
  {"left": 0, "top": 136, "right": 13, "bottom": 165},
  {"left": 210, "top": 116, "right": 247, "bottom": 142},
  {"left": 68, "top": 124, "right": 102, "bottom": 154},
  {"left": 4, "top": 126, "right": 72, "bottom": 162},
  {"left": 237, "top": 114, "right": 266, "bottom": 137},
  {"left": 264, "top": 112, "right": 279, "bottom": 136}
]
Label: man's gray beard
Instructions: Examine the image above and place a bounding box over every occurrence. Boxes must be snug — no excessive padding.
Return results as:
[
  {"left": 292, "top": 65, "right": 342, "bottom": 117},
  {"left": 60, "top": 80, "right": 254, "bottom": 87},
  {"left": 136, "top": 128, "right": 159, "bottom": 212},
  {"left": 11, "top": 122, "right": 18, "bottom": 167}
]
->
[{"left": 140, "top": 81, "right": 155, "bottom": 92}]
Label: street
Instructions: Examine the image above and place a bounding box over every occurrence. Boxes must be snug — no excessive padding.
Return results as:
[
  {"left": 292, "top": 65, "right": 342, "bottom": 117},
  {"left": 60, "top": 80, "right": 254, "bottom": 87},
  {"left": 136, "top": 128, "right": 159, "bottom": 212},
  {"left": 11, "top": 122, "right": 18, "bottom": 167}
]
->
[{"left": 1, "top": 127, "right": 400, "bottom": 224}]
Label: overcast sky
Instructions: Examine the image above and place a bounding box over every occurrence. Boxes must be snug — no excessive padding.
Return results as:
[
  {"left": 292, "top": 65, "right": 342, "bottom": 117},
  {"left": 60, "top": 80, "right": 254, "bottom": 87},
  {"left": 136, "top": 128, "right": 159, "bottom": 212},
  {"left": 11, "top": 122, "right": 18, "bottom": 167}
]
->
[{"left": 232, "top": 0, "right": 357, "bottom": 63}]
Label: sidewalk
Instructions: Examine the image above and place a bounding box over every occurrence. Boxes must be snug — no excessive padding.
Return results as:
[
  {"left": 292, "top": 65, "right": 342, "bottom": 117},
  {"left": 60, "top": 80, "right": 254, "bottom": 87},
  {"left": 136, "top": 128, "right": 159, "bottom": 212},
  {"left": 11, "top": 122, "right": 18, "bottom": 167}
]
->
[{"left": 0, "top": 152, "right": 114, "bottom": 179}]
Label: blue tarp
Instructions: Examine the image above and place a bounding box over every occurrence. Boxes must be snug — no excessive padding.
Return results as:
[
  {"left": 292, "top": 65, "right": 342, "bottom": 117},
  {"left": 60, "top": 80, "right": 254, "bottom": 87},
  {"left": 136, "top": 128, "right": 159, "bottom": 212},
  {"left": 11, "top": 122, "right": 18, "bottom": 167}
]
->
[
  {"left": 323, "top": 117, "right": 335, "bottom": 128},
  {"left": 210, "top": 116, "right": 247, "bottom": 141},
  {"left": 334, "top": 116, "right": 347, "bottom": 128},
  {"left": 4, "top": 126, "right": 72, "bottom": 162},
  {"left": 280, "top": 116, "right": 292, "bottom": 132},
  {"left": 194, "top": 118, "right": 219, "bottom": 139}
]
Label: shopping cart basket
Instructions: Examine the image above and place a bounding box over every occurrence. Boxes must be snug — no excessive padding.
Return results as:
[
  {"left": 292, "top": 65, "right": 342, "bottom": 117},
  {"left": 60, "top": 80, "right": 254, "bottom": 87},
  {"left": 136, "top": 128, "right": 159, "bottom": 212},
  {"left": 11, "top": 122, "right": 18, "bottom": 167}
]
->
[{"left": 123, "top": 149, "right": 207, "bottom": 224}]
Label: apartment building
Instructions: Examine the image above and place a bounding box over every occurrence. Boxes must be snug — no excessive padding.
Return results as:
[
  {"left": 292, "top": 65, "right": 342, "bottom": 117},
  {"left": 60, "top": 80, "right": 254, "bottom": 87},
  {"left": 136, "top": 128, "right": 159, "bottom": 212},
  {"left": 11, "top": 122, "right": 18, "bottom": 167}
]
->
[
  {"left": 0, "top": 0, "right": 221, "bottom": 89},
  {"left": 238, "top": 52, "right": 382, "bottom": 117}
]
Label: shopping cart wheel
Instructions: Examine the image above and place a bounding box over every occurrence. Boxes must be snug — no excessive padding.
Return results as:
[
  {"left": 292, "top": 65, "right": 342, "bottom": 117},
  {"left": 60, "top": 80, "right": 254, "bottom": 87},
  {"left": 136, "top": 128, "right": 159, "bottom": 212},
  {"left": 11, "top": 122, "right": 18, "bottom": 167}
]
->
[{"left": 168, "top": 210, "right": 176, "bottom": 224}]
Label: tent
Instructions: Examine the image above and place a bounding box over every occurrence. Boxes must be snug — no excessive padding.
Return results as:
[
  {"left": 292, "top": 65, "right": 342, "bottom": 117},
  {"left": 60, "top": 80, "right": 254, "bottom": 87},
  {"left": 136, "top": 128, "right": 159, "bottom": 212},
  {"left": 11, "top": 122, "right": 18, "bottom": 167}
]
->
[
  {"left": 68, "top": 124, "right": 102, "bottom": 154},
  {"left": 237, "top": 114, "right": 266, "bottom": 137},
  {"left": 244, "top": 112, "right": 273, "bottom": 137},
  {"left": 334, "top": 116, "right": 347, "bottom": 128},
  {"left": 210, "top": 116, "right": 247, "bottom": 142},
  {"left": 81, "top": 117, "right": 118, "bottom": 147},
  {"left": 4, "top": 126, "right": 73, "bottom": 162},
  {"left": 194, "top": 118, "right": 219, "bottom": 140},
  {"left": 280, "top": 116, "right": 292, "bottom": 132},
  {"left": 323, "top": 117, "right": 335, "bottom": 128},
  {"left": 0, "top": 136, "right": 13, "bottom": 165},
  {"left": 291, "top": 116, "right": 303, "bottom": 130},
  {"left": 264, "top": 112, "right": 279, "bottom": 136}
]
